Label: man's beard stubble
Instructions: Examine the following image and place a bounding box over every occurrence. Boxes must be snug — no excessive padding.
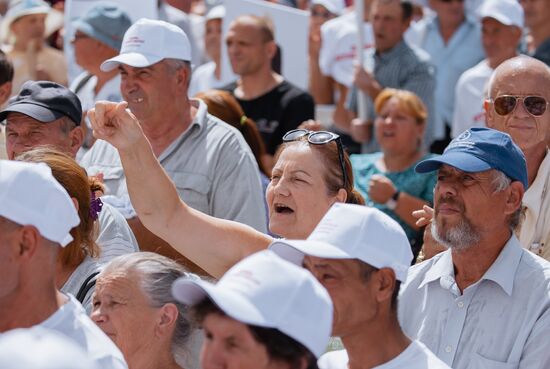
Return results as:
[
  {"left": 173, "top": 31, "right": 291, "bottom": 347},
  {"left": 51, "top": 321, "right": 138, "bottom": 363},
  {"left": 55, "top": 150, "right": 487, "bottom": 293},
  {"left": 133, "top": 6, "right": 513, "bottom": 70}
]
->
[{"left": 431, "top": 196, "right": 481, "bottom": 250}]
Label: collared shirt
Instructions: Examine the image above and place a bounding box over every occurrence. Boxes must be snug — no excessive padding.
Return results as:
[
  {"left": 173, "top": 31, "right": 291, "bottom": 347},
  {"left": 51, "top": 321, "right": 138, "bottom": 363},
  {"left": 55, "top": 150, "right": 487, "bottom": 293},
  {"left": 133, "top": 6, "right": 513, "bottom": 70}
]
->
[
  {"left": 347, "top": 40, "right": 435, "bottom": 152},
  {"left": 519, "top": 150, "right": 550, "bottom": 261},
  {"left": 399, "top": 236, "right": 550, "bottom": 369},
  {"left": 407, "top": 15, "right": 484, "bottom": 141},
  {"left": 80, "top": 99, "right": 268, "bottom": 233},
  {"left": 451, "top": 59, "right": 493, "bottom": 138}
]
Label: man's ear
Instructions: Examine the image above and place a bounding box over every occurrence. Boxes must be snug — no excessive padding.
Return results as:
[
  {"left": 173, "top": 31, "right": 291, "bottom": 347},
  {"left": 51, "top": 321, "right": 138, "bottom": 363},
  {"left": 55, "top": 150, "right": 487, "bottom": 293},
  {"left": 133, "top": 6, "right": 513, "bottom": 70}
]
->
[
  {"left": 68, "top": 126, "right": 84, "bottom": 156},
  {"left": 374, "top": 268, "right": 396, "bottom": 306},
  {"left": 484, "top": 99, "right": 494, "bottom": 128},
  {"left": 504, "top": 181, "right": 524, "bottom": 217},
  {"left": 18, "top": 225, "right": 41, "bottom": 260},
  {"left": 266, "top": 40, "right": 277, "bottom": 60},
  {"left": 177, "top": 65, "right": 191, "bottom": 89}
]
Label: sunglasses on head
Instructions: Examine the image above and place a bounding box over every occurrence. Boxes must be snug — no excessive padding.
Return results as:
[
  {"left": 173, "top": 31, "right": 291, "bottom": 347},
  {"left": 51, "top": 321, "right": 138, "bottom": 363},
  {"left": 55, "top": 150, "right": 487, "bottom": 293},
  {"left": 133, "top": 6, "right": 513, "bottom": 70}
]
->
[
  {"left": 490, "top": 95, "right": 549, "bottom": 117},
  {"left": 282, "top": 129, "right": 348, "bottom": 189}
]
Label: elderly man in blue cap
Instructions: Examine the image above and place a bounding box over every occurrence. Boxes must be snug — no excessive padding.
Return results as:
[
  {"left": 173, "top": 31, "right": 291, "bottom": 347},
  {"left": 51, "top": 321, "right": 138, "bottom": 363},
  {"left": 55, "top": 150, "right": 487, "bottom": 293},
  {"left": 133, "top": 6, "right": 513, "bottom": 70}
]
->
[{"left": 399, "top": 127, "right": 550, "bottom": 369}]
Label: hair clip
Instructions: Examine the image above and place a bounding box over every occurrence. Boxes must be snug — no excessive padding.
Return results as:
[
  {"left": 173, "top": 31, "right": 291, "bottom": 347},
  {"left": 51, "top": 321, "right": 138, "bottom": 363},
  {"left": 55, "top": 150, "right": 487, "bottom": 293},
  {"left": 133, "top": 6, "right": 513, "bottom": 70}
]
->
[
  {"left": 240, "top": 115, "right": 247, "bottom": 126},
  {"left": 89, "top": 192, "right": 103, "bottom": 221}
]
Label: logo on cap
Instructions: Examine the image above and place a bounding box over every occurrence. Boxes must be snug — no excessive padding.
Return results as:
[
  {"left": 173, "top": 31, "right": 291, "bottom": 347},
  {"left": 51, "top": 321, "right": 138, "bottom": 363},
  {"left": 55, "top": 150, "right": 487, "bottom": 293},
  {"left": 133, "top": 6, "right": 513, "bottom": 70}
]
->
[
  {"left": 445, "top": 130, "right": 475, "bottom": 152},
  {"left": 125, "top": 36, "right": 145, "bottom": 47},
  {"left": 456, "top": 130, "right": 471, "bottom": 141}
]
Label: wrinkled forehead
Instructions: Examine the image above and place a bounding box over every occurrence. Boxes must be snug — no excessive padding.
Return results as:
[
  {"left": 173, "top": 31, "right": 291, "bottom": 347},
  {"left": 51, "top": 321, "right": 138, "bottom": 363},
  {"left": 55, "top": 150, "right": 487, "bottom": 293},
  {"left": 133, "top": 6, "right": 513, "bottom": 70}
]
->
[
  {"left": 490, "top": 66, "right": 550, "bottom": 98},
  {"left": 6, "top": 112, "right": 45, "bottom": 128}
]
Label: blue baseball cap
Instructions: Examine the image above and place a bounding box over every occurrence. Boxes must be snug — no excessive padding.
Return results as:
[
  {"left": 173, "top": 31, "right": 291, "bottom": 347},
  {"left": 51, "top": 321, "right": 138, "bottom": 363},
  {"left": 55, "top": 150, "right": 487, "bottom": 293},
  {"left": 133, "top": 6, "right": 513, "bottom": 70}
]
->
[
  {"left": 415, "top": 128, "right": 528, "bottom": 189},
  {"left": 72, "top": 2, "right": 132, "bottom": 51}
]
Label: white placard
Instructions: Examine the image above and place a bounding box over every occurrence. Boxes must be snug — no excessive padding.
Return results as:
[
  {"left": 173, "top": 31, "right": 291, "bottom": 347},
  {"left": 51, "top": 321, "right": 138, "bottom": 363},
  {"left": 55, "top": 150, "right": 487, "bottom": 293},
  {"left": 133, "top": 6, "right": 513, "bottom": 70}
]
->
[
  {"left": 64, "top": 0, "right": 158, "bottom": 83},
  {"left": 221, "top": 0, "right": 309, "bottom": 90}
]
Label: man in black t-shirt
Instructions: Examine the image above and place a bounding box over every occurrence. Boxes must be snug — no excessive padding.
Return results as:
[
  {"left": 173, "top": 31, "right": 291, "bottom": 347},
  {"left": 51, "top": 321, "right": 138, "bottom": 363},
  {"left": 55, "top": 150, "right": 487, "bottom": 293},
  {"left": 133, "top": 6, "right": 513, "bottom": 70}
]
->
[{"left": 222, "top": 15, "right": 314, "bottom": 165}]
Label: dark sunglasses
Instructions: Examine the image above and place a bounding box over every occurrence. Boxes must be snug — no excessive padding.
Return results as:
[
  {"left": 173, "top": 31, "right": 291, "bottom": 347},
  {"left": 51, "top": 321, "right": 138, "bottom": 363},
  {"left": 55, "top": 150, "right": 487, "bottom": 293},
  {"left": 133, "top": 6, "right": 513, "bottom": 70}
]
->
[
  {"left": 282, "top": 129, "right": 348, "bottom": 189},
  {"left": 490, "top": 95, "right": 549, "bottom": 117}
]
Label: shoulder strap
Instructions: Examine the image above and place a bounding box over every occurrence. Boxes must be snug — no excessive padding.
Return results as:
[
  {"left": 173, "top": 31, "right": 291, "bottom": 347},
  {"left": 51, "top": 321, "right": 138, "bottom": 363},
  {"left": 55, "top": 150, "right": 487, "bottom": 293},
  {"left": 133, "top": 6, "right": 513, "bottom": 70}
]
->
[
  {"left": 74, "top": 73, "right": 94, "bottom": 94},
  {"left": 76, "top": 271, "right": 100, "bottom": 304}
]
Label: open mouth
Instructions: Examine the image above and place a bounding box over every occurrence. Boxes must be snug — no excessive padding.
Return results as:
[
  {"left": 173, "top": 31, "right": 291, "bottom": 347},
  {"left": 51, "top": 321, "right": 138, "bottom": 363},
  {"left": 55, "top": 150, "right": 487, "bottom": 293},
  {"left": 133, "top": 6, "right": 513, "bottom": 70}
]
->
[
  {"left": 274, "top": 203, "right": 294, "bottom": 214},
  {"left": 382, "top": 131, "right": 395, "bottom": 137}
]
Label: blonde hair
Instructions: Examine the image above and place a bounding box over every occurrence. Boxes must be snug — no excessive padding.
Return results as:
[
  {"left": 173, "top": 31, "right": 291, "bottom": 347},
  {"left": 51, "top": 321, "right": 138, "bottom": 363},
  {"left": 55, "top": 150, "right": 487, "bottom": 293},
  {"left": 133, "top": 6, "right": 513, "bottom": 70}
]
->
[{"left": 374, "top": 88, "right": 427, "bottom": 125}]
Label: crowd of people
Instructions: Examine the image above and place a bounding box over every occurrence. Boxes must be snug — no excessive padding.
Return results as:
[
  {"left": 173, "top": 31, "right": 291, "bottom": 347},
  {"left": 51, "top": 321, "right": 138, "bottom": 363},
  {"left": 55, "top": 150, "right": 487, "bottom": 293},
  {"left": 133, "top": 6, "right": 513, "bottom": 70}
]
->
[{"left": 0, "top": 0, "right": 549, "bottom": 368}]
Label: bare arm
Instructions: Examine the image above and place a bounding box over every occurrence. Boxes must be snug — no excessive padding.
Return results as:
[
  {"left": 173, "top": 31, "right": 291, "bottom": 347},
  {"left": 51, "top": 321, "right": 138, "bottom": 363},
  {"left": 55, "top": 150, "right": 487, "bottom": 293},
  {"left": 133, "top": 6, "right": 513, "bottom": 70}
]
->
[{"left": 89, "top": 101, "right": 272, "bottom": 278}]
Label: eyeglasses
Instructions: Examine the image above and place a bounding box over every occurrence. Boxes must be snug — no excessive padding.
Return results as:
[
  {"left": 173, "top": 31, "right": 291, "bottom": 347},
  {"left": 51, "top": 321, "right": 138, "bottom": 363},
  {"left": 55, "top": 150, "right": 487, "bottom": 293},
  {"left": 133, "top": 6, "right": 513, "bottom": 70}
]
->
[
  {"left": 490, "top": 95, "right": 549, "bottom": 117},
  {"left": 282, "top": 129, "right": 348, "bottom": 189}
]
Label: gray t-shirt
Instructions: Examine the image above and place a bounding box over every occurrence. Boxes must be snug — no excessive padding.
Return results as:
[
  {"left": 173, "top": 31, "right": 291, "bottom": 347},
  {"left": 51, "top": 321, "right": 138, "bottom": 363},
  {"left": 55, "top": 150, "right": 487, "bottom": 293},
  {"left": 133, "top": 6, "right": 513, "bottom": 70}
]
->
[{"left": 80, "top": 99, "right": 267, "bottom": 233}]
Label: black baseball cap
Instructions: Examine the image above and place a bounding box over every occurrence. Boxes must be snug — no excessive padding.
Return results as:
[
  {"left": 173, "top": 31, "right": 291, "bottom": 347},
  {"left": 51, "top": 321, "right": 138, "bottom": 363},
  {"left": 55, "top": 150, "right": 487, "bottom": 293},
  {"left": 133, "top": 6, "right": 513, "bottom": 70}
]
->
[{"left": 0, "top": 81, "right": 82, "bottom": 125}]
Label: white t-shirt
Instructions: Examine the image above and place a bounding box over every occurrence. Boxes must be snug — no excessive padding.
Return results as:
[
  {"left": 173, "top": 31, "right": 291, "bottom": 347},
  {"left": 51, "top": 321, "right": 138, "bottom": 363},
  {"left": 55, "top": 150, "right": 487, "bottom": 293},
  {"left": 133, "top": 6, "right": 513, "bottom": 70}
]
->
[
  {"left": 318, "top": 341, "right": 451, "bottom": 369},
  {"left": 319, "top": 12, "right": 375, "bottom": 87},
  {"left": 39, "top": 294, "right": 128, "bottom": 369},
  {"left": 96, "top": 202, "right": 139, "bottom": 265},
  {"left": 188, "top": 61, "right": 224, "bottom": 97},
  {"left": 451, "top": 59, "right": 493, "bottom": 138}
]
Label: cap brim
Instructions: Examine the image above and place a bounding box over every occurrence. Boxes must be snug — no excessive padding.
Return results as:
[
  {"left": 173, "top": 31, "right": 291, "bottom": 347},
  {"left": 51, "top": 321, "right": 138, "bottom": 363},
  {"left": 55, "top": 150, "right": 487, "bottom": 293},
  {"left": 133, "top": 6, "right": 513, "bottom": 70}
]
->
[
  {"left": 172, "top": 279, "right": 272, "bottom": 328},
  {"left": 270, "top": 239, "right": 354, "bottom": 265},
  {"left": 100, "top": 52, "right": 164, "bottom": 72},
  {"left": 415, "top": 151, "right": 492, "bottom": 174},
  {"left": 0, "top": 103, "right": 64, "bottom": 123}
]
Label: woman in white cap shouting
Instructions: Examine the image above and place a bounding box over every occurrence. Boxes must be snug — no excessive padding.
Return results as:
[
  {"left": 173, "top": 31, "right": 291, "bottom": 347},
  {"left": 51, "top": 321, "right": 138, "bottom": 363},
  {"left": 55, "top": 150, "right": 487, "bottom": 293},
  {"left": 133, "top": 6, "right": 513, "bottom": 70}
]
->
[{"left": 89, "top": 100, "right": 364, "bottom": 278}]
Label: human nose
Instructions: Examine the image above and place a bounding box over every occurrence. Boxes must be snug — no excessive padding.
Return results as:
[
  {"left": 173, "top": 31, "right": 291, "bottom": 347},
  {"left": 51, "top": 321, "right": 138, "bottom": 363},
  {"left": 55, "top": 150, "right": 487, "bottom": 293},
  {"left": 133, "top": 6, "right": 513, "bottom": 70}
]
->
[
  {"left": 121, "top": 75, "right": 138, "bottom": 96},
  {"left": 512, "top": 97, "right": 532, "bottom": 118},
  {"left": 271, "top": 176, "right": 291, "bottom": 197},
  {"left": 90, "top": 305, "right": 107, "bottom": 324},
  {"left": 434, "top": 177, "right": 458, "bottom": 199},
  {"left": 200, "top": 341, "right": 225, "bottom": 369}
]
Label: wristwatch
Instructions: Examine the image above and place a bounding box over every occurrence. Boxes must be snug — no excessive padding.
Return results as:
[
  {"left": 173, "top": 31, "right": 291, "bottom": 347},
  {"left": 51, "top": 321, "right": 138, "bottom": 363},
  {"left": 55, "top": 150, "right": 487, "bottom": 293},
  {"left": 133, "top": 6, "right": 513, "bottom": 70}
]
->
[{"left": 385, "top": 190, "right": 400, "bottom": 210}]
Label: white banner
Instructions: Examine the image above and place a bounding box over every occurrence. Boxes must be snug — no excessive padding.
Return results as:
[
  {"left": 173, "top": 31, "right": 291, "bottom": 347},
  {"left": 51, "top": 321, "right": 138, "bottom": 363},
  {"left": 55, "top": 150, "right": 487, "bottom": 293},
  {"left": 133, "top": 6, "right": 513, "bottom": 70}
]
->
[{"left": 221, "top": 0, "right": 309, "bottom": 90}]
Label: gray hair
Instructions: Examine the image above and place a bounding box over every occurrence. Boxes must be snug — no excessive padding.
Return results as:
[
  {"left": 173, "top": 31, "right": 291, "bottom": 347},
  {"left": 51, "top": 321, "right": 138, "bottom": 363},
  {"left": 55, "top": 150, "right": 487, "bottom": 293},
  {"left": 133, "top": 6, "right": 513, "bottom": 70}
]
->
[
  {"left": 101, "top": 252, "right": 197, "bottom": 364},
  {"left": 164, "top": 58, "right": 192, "bottom": 87},
  {"left": 490, "top": 170, "right": 522, "bottom": 230}
]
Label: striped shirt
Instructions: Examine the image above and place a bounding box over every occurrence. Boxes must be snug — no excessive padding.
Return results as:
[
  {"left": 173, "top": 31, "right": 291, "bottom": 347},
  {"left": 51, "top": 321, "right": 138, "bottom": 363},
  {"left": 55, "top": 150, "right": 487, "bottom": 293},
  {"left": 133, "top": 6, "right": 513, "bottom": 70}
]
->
[{"left": 347, "top": 40, "right": 435, "bottom": 152}]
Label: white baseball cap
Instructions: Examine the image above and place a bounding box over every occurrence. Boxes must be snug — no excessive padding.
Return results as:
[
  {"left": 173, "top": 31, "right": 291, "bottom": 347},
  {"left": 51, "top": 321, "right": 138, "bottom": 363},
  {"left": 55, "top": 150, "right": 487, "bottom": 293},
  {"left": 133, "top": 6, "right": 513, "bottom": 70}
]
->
[
  {"left": 312, "top": 0, "right": 346, "bottom": 16},
  {"left": 270, "top": 203, "right": 413, "bottom": 282},
  {"left": 101, "top": 18, "right": 192, "bottom": 72},
  {"left": 172, "top": 250, "right": 333, "bottom": 358},
  {"left": 478, "top": 0, "right": 524, "bottom": 29},
  {"left": 0, "top": 327, "right": 99, "bottom": 369},
  {"left": 205, "top": 5, "right": 225, "bottom": 21},
  {"left": 0, "top": 160, "right": 80, "bottom": 247}
]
